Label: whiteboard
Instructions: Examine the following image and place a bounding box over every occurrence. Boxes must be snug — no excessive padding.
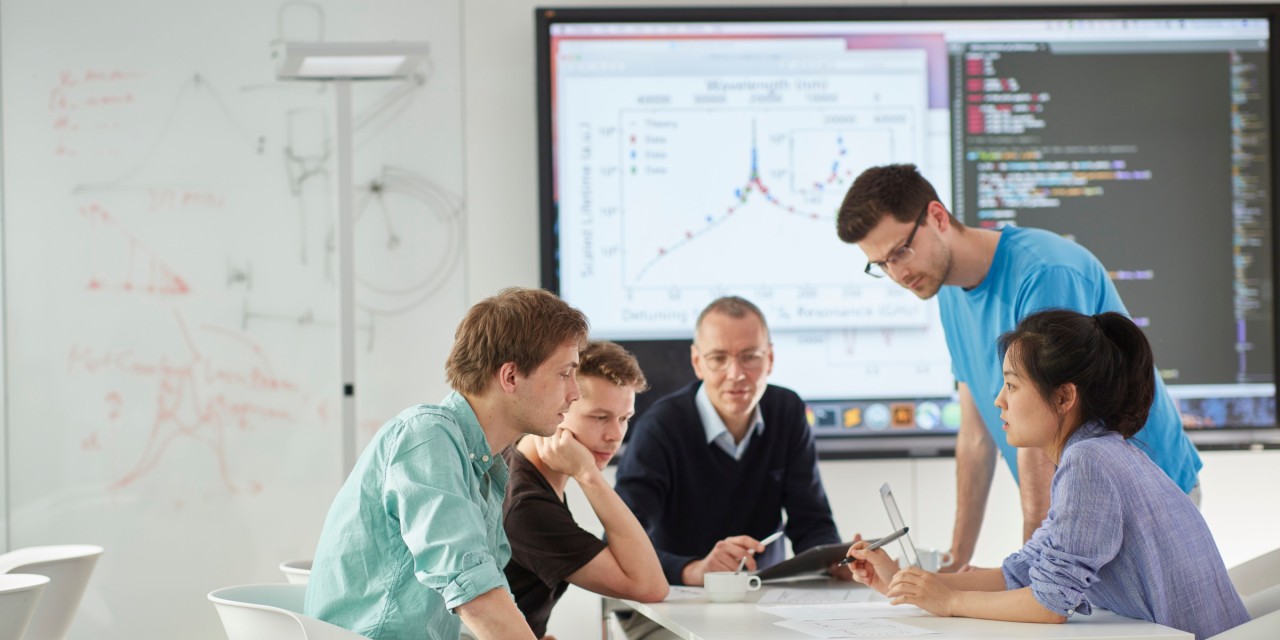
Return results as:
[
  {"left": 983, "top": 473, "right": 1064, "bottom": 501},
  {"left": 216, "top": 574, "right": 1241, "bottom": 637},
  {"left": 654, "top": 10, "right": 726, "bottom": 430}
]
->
[{"left": 0, "top": 0, "right": 466, "bottom": 636}]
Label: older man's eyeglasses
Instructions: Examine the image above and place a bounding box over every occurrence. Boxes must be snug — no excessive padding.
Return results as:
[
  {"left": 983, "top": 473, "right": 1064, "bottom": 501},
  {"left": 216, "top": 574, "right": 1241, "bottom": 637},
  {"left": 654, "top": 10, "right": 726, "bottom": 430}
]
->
[
  {"left": 864, "top": 202, "right": 931, "bottom": 279},
  {"left": 698, "top": 349, "right": 769, "bottom": 373}
]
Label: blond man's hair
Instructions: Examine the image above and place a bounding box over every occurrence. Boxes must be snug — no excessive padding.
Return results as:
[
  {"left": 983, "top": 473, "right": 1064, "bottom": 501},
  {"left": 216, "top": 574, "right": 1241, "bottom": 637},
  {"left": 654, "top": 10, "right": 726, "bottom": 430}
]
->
[{"left": 578, "top": 341, "right": 648, "bottom": 392}]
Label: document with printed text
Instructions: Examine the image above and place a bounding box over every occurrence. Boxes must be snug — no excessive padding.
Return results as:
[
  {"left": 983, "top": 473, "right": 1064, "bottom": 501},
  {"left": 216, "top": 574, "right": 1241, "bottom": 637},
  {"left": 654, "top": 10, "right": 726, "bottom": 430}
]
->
[{"left": 758, "top": 588, "right": 874, "bottom": 605}]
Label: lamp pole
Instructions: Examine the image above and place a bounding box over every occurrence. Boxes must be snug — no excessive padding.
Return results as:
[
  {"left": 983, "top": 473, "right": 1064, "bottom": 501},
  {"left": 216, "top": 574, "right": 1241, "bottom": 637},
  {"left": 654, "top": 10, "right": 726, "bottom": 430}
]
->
[
  {"left": 335, "top": 79, "right": 357, "bottom": 473},
  {"left": 276, "top": 42, "right": 429, "bottom": 476}
]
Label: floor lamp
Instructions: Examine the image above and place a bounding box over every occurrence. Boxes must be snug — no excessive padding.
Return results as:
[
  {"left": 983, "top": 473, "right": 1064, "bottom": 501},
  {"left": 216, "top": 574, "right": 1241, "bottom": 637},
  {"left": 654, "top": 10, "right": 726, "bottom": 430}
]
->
[{"left": 278, "top": 41, "right": 430, "bottom": 474}]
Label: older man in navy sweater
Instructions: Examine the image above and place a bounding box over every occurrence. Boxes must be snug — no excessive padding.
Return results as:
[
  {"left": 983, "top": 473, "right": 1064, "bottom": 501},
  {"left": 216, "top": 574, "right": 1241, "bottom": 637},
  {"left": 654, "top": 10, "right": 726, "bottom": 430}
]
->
[{"left": 616, "top": 296, "right": 847, "bottom": 587}]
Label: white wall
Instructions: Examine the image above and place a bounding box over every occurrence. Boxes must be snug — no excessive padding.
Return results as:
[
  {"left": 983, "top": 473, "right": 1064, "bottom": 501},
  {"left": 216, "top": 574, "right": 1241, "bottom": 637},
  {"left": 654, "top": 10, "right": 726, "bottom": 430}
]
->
[{"left": 0, "top": 1, "right": 465, "bottom": 637}]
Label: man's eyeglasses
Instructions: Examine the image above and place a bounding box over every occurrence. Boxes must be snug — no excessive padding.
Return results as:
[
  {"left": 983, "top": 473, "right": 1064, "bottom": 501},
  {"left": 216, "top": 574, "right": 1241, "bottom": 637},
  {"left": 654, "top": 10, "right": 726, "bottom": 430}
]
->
[
  {"left": 864, "top": 202, "right": 931, "bottom": 279},
  {"left": 698, "top": 348, "right": 769, "bottom": 373}
]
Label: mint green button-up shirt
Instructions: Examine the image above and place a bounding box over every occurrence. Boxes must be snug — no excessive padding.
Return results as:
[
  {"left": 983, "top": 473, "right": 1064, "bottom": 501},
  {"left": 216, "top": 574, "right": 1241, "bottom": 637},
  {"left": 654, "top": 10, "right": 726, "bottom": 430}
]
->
[{"left": 304, "top": 392, "right": 512, "bottom": 640}]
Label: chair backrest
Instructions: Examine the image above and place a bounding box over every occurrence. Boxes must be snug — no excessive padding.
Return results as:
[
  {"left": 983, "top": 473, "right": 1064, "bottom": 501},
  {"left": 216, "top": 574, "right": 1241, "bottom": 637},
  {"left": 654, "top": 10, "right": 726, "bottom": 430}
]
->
[
  {"left": 208, "top": 584, "right": 370, "bottom": 640},
  {"left": 1244, "top": 582, "right": 1280, "bottom": 620},
  {"left": 279, "top": 559, "right": 313, "bottom": 585},
  {"left": 1208, "top": 608, "right": 1280, "bottom": 639},
  {"left": 1229, "top": 547, "right": 1280, "bottom": 599},
  {"left": 0, "top": 545, "right": 103, "bottom": 640},
  {"left": 0, "top": 574, "right": 50, "bottom": 640}
]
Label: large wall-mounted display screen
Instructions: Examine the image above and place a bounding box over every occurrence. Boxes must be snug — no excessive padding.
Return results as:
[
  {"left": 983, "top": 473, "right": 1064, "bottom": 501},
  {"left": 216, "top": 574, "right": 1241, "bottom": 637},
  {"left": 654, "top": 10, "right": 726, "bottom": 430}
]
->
[{"left": 536, "top": 5, "right": 1279, "bottom": 451}]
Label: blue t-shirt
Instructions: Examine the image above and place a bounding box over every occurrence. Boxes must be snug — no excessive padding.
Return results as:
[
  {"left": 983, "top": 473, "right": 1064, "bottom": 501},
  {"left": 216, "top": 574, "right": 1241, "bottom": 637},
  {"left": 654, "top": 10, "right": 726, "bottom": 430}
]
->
[{"left": 937, "top": 226, "right": 1201, "bottom": 491}]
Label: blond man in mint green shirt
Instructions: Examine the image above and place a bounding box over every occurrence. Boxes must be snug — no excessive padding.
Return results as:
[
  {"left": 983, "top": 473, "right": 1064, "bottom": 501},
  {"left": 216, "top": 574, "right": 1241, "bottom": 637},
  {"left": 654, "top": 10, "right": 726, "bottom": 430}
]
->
[{"left": 305, "top": 288, "right": 588, "bottom": 640}]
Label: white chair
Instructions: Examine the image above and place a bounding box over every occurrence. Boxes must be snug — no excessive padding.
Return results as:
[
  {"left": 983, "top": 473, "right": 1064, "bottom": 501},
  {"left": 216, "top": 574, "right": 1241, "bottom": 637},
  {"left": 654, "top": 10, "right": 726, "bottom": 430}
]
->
[
  {"left": 0, "top": 544, "right": 103, "bottom": 640},
  {"left": 279, "top": 559, "right": 312, "bottom": 585},
  {"left": 1210, "top": 608, "right": 1280, "bottom": 639},
  {"left": 1230, "top": 547, "right": 1280, "bottom": 599},
  {"left": 1244, "top": 582, "right": 1280, "bottom": 620},
  {"left": 0, "top": 574, "right": 49, "bottom": 640},
  {"left": 208, "top": 583, "right": 370, "bottom": 640}
]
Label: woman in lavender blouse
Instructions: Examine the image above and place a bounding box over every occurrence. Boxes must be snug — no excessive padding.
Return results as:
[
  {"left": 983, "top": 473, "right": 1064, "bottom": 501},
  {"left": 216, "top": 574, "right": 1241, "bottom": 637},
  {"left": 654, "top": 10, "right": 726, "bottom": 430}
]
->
[{"left": 848, "top": 310, "right": 1249, "bottom": 639}]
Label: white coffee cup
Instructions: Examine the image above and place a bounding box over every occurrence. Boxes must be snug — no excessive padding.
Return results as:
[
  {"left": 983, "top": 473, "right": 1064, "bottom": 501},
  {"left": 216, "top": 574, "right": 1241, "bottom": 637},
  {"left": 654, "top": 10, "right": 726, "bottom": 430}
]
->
[
  {"left": 704, "top": 571, "right": 762, "bottom": 603},
  {"left": 916, "top": 549, "right": 955, "bottom": 573}
]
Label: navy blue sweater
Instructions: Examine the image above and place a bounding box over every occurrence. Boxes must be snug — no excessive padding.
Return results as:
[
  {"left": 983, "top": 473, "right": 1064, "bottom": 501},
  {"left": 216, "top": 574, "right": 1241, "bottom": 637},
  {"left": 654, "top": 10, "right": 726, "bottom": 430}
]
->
[{"left": 615, "top": 382, "right": 841, "bottom": 584}]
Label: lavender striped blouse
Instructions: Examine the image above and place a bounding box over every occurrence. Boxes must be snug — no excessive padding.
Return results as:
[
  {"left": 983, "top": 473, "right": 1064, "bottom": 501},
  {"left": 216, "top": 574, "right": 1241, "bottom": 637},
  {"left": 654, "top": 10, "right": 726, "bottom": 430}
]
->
[{"left": 1002, "top": 423, "right": 1249, "bottom": 639}]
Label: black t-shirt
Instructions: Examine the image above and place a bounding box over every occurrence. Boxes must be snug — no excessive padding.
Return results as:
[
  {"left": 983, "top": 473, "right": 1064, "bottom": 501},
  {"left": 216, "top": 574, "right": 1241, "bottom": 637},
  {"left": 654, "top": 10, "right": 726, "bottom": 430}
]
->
[{"left": 501, "top": 446, "right": 608, "bottom": 637}]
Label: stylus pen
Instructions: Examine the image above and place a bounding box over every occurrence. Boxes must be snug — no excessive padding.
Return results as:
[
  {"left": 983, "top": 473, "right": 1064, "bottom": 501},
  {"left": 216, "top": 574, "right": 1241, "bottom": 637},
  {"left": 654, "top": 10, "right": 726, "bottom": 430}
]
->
[
  {"left": 837, "top": 526, "right": 909, "bottom": 566},
  {"left": 758, "top": 530, "right": 784, "bottom": 548},
  {"left": 738, "top": 530, "right": 784, "bottom": 573}
]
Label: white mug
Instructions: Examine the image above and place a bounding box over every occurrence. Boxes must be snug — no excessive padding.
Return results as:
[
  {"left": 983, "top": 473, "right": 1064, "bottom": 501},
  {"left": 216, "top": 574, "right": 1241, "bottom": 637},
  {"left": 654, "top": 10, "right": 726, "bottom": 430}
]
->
[
  {"left": 704, "top": 571, "right": 762, "bottom": 603},
  {"left": 916, "top": 549, "right": 955, "bottom": 573}
]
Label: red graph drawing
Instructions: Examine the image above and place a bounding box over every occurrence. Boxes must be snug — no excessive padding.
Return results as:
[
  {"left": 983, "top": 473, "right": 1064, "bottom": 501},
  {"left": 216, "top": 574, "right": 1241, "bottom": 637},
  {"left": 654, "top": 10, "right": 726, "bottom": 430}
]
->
[{"left": 79, "top": 201, "right": 190, "bottom": 295}]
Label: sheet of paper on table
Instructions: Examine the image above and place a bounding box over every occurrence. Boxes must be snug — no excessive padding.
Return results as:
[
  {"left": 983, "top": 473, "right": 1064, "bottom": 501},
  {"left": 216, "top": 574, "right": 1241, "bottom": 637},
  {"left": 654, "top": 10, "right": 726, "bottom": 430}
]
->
[
  {"left": 757, "top": 601, "right": 930, "bottom": 620},
  {"left": 758, "top": 588, "right": 874, "bottom": 605},
  {"left": 662, "top": 586, "right": 706, "bottom": 602},
  {"left": 775, "top": 618, "right": 938, "bottom": 638}
]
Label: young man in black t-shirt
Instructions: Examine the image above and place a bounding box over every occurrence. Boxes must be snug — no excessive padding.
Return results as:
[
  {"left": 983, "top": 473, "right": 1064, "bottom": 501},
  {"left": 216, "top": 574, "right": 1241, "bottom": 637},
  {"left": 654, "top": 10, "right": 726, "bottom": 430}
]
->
[{"left": 502, "top": 341, "right": 668, "bottom": 639}]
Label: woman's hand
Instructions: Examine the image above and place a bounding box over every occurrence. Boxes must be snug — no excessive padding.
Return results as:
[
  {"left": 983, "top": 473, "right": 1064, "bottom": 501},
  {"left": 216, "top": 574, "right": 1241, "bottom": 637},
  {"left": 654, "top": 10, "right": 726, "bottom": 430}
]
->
[
  {"left": 887, "top": 567, "right": 957, "bottom": 616},
  {"left": 844, "top": 534, "right": 899, "bottom": 595}
]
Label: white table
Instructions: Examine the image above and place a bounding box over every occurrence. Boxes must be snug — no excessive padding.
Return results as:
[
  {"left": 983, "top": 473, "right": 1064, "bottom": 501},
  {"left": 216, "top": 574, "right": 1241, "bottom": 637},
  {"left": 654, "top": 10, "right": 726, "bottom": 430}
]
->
[{"left": 605, "top": 581, "right": 1192, "bottom": 640}]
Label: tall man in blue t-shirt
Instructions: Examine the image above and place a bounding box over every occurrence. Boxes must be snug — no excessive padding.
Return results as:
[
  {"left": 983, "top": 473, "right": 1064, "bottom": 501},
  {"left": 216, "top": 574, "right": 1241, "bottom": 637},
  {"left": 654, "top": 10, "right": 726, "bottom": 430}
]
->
[{"left": 835, "top": 164, "right": 1202, "bottom": 570}]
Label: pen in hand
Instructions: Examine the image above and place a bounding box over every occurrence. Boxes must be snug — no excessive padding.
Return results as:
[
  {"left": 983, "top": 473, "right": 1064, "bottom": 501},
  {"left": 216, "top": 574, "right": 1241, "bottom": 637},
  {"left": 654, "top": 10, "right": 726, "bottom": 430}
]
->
[
  {"left": 837, "top": 526, "right": 909, "bottom": 566},
  {"left": 758, "top": 530, "right": 784, "bottom": 548},
  {"left": 737, "top": 531, "right": 781, "bottom": 574}
]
